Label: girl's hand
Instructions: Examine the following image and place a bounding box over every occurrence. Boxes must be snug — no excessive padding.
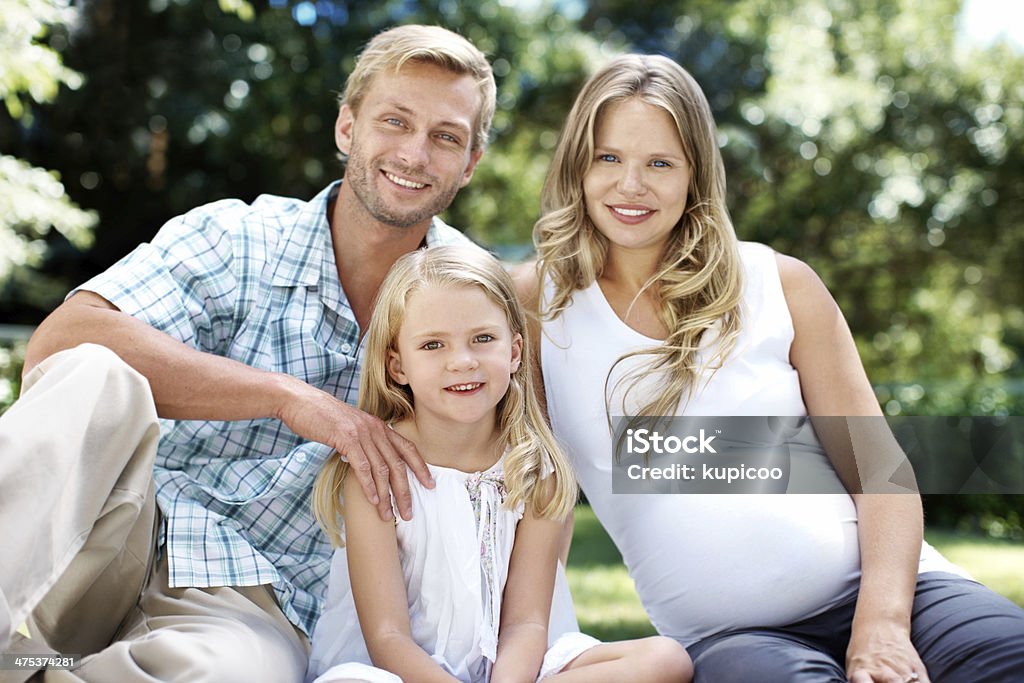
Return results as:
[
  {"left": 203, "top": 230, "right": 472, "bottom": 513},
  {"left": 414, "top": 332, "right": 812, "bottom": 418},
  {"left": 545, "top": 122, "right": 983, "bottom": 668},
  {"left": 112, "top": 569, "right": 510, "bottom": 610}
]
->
[{"left": 847, "top": 620, "right": 929, "bottom": 683}]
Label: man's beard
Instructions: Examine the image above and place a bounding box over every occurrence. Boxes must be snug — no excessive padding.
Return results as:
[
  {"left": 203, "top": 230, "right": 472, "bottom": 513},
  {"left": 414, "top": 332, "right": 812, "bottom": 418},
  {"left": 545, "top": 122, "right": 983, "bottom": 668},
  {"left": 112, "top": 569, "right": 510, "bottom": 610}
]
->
[{"left": 344, "top": 144, "right": 461, "bottom": 229}]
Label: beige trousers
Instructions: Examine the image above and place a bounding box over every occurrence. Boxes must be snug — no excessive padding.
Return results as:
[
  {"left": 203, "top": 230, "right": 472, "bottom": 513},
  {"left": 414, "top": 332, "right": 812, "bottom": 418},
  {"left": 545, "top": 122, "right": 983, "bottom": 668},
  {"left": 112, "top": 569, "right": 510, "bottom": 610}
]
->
[{"left": 0, "top": 344, "right": 309, "bottom": 682}]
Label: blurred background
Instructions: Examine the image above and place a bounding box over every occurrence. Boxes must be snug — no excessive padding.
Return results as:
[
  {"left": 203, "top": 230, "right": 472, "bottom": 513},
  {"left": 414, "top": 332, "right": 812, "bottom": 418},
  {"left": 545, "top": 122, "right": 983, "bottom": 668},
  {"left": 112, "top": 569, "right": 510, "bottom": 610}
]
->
[{"left": 1, "top": 0, "right": 1021, "bottom": 634}]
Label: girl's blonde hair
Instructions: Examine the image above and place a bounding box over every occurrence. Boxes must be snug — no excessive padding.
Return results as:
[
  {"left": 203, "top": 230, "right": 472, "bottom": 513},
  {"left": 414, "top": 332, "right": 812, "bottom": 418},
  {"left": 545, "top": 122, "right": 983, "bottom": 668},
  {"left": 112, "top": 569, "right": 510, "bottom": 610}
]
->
[
  {"left": 313, "top": 245, "right": 577, "bottom": 546},
  {"left": 534, "top": 54, "right": 743, "bottom": 417}
]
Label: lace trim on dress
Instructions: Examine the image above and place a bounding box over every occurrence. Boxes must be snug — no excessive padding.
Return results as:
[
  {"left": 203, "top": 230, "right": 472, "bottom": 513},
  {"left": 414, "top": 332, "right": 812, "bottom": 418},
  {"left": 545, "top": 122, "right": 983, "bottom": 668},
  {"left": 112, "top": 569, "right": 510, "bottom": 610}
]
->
[{"left": 465, "top": 468, "right": 516, "bottom": 667}]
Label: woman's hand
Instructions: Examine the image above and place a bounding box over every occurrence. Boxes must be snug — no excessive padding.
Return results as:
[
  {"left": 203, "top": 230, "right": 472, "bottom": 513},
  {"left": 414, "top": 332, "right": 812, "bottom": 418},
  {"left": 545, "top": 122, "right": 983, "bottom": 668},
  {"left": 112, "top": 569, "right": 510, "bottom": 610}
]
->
[{"left": 847, "top": 618, "right": 929, "bottom": 683}]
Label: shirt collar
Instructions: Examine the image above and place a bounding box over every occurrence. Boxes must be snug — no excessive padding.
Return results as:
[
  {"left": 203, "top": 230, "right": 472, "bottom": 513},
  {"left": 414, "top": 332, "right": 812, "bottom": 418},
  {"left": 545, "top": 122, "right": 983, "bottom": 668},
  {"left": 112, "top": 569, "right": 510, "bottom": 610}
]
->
[
  {"left": 270, "top": 181, "right": 338, "bottom": 288},
  {"left": 271, "top": 180, "right": 455, "bottom": 290}
]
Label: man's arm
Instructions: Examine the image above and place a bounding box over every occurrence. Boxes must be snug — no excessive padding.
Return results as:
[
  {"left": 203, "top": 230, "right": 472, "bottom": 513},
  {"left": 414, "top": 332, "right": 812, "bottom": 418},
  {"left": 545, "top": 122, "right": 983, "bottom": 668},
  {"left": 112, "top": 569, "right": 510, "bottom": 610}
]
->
[
  {"left": 27, "top": 291, "right": 298, "bottom": 420},
  {"left": 25, "top": 290, "right": 429, "bottom": 521}
]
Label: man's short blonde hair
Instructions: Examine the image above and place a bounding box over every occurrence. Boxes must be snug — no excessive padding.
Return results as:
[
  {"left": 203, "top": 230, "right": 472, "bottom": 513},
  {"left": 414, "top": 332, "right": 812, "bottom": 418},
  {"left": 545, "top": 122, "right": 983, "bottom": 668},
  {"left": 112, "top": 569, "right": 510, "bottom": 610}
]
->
[{"left": 340, "top": 25, "right": 496, "bottom": 152}]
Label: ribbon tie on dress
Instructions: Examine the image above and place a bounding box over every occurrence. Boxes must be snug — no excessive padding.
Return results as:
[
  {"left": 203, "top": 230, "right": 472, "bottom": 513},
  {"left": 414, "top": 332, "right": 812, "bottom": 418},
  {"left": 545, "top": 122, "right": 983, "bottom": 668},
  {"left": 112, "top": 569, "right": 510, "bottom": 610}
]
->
[{"left": 465, "top": 469, "right": 513, "bottom": 664}]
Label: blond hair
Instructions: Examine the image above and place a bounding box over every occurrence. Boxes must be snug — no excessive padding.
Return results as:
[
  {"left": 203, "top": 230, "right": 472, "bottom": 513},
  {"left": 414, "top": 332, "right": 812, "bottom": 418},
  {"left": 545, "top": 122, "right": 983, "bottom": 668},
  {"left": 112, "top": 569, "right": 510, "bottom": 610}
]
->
[
  {"left": 340, "top": 24, "right": 496, "bottom": 152},
  {"left": 534, "top": 54, "right": 743, "bottom": 418},
  {"left": 313, "top": 246, "right": 577, "bottom": 546}
]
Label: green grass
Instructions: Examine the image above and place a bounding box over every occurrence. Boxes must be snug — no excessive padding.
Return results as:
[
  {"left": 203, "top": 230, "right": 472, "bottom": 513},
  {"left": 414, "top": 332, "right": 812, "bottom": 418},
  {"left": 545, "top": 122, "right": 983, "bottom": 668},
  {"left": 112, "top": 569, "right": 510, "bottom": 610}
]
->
[
  {"left": 924, "top": 529, "right": 1024, "bottom": 606},
  {"left": 565, "top": 504, "right": 1024, "bottom": 641},
  {"left": 564, "top": 505, "right": 655, "bottom": 641}
]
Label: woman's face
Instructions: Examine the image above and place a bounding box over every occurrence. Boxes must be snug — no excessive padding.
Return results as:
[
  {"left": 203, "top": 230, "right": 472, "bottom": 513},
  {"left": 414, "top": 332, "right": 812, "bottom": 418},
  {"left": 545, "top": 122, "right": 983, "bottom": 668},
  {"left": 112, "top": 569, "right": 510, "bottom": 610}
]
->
[{"left": 583, "top": 98, "right": 691, "bottom": 258}]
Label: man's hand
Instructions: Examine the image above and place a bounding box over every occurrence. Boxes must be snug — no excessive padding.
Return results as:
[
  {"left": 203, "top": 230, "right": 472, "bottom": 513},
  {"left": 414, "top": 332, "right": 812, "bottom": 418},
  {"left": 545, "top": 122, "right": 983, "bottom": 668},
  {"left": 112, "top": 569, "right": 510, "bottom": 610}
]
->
[
  {"left": 26, "top": 294, "right": 431, "bottom": 521},
  {"left": 276, "top": 378, "right": 432, "bottom": 521},
  {"left": 847, "top": 619, "right": 929, "bottom": 683}
]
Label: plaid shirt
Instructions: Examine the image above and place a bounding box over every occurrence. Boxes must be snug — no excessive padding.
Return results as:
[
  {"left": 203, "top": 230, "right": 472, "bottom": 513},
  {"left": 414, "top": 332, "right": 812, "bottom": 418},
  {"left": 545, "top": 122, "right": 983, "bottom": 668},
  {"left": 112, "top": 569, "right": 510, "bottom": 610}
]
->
[{"left": 73, "top": 181, "right": 475, "bottom": 636}]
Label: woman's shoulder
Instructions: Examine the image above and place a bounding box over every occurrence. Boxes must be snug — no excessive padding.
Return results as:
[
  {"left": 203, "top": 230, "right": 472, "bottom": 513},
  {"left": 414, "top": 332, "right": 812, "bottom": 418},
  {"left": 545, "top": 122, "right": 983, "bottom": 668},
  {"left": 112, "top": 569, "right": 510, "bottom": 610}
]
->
[
  {"left": 735, "top": 242, "right": 825, "bottom": 300},
  {"left": 509, "top": 259, "right": 541, "bottom": 314},
  {"left": 769, "top": 250, "right": 840, "bottom": 333},
  {"left": 773, "top": 251, "right": 819, "bottom": 291}
]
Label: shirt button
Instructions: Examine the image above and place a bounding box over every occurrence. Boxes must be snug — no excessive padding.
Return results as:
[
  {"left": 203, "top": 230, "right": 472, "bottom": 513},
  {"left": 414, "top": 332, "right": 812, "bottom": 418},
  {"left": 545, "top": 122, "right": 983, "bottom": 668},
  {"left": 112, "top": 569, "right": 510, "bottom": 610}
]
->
[{"left": 341, "top": 343, "right": 352, "bottom": 354}]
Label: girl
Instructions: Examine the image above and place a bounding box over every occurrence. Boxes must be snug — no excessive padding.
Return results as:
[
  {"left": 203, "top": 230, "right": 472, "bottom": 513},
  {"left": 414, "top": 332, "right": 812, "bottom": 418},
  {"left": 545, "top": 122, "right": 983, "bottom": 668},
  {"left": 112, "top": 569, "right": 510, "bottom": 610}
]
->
[
  {"left": 516, "top": 54, "right": 1024, "bottom": 683},
  {"left": 307, "top": 245, "right": 691, "bottom": 683}
]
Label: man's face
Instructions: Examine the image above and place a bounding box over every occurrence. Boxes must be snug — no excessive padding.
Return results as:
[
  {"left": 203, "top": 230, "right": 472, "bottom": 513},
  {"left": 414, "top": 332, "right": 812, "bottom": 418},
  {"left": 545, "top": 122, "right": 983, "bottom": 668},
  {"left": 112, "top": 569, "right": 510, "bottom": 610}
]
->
[{"left": 335, "top": 61, "right": 484, "bottom": 230}]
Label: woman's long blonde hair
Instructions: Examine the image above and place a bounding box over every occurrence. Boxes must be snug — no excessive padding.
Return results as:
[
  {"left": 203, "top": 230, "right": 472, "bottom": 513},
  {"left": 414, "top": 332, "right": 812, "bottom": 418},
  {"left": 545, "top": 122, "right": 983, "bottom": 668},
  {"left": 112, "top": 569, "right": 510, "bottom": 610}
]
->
[
  {"left": 313, "top": 245, "right": 577, "bottom": 546},
  {"left": 534, "top": 54, "right": 743, "bottom": 417}
]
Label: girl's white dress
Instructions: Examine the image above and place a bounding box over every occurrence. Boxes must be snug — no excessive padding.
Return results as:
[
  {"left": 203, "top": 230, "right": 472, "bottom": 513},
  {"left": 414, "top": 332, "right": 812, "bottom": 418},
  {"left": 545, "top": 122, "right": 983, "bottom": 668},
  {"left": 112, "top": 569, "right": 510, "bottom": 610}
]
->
[{"left": 307, "top": 458, "right": 599, "bottom": 683}]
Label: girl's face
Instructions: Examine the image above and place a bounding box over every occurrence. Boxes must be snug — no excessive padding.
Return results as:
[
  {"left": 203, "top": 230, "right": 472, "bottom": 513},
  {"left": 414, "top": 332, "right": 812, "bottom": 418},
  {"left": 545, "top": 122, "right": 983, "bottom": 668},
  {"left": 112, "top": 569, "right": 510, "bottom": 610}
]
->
[
  {"left": 387, "top": 283, "right": 522, "bottom": 427},
  {"left": 583, "top": 97, "right": 691, "bottom": 258}
]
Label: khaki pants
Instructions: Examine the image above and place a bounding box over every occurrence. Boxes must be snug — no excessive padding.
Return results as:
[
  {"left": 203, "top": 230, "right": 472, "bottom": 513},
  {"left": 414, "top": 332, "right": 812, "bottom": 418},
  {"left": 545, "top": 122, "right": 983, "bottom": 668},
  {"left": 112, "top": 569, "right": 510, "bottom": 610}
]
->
[{"left": 0, "top": 345, "right": 309, "bottom": 682}]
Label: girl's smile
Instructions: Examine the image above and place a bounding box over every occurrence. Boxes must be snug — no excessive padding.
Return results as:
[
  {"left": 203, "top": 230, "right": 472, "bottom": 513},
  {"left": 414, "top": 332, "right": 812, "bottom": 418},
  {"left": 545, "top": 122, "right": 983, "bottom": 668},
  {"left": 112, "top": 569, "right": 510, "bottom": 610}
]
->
[{"left": 445, "top": 382, "right": 485, "bottom": 394}]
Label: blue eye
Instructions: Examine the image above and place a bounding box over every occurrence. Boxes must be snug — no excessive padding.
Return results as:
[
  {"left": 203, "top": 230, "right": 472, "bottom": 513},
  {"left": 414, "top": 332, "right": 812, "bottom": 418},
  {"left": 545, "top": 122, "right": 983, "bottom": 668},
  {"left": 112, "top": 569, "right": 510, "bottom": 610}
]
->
[
  {"left": 597, "top": 153, "right": 619, "bottom": 163},
  {"left": 651, "top": 159, "right": 672, "bottom": 168},
  {"left": 385, "top": 118, "right": 404, "bottom": 127}
]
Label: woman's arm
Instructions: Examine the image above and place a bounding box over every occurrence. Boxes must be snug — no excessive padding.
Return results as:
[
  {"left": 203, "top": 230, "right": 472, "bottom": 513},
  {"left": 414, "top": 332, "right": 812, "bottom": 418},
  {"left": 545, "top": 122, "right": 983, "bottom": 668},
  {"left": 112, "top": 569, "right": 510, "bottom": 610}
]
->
[
  {"left": 778, "top": 253, "right": 929, "bottom": 683},
  {"left": 342, "top": 474, "right": 460, "bottom": 683},
  {"left": 490, "top": 479, "right": 565, "bottom": 683}
]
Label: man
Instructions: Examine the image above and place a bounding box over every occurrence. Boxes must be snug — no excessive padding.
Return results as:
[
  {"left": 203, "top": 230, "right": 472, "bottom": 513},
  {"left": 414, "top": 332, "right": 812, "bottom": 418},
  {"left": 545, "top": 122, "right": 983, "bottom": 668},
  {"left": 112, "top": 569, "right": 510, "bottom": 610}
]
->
[{"left": 0, "top": 24, "right": 495, "bottom": 682}]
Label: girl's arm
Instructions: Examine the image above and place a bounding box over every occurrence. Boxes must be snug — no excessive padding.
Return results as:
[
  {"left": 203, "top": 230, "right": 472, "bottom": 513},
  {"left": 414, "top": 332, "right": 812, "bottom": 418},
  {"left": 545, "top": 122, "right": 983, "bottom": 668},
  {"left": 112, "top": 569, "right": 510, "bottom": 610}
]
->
[
  {"left": 342, "top": 473, "right": 461, "bottom": 683},
  {"left": 779, "top": 253, "right": 929, "bottom": 683},
  {"left": 490, "top": 478, "right": 565, "bottom": 683}
]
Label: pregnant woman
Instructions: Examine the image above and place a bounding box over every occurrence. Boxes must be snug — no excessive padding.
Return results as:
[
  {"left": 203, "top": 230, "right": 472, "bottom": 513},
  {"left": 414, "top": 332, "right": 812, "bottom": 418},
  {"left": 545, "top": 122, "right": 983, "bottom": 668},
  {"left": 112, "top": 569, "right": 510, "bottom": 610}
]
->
[{"left": 515, "top": 53, "right": 1024, "bottom": 683}]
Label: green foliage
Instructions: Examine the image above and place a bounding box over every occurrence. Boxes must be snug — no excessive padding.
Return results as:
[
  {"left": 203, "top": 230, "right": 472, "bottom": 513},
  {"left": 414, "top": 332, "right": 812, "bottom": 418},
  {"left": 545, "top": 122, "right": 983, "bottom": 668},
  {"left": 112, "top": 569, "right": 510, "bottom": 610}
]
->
[
  {"left": 924, "top": 494, "right": 1024, "bottom": 540},
  {"left": 729, "top": 0, "right": 1024, "bottom": 417},
  {"left": 0, "top": 0, "right": 96, "bottom": 301},
  {"left": 0, "top": 338, "right": 26, "bottom": 411},
  {"left": 1, "top": 0, "right": 1022, "bottom": 521},
  {"left": 0, "top": 0, "right": 83, "bottom": 118}
]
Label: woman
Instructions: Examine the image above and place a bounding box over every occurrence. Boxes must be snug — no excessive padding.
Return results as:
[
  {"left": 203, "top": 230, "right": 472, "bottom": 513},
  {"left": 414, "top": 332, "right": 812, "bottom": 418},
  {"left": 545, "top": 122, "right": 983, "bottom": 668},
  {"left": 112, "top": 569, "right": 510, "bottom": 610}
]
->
[{"left": 515, "top": 54, "right": 1024, "bottom": 683}]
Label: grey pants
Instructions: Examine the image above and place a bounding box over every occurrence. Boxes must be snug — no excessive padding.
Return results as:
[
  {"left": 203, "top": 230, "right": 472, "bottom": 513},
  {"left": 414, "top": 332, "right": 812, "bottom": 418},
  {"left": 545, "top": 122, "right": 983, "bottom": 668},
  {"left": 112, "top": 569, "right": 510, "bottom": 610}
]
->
[{"left": 688, "top": 572, "right": 1024, "bottom": 683}]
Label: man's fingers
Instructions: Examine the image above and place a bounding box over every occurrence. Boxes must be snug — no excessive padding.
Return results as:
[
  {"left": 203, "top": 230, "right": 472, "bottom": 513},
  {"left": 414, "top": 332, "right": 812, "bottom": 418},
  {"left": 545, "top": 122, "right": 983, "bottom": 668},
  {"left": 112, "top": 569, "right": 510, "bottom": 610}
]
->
[
  {"left": 366, "top": 441, "right": 394, "bottom": 522},
  {"left": 388, "top": 427, "right": 433, "bottom": 489},
  {"left": 375, "top": 429, "right": 415, "bottom": 521},
  {"left": 346, "top": 444, "right": 380, "bottom": 507},
  {"left": 388, "top": 459, "right": 415, "bottom": 521}
]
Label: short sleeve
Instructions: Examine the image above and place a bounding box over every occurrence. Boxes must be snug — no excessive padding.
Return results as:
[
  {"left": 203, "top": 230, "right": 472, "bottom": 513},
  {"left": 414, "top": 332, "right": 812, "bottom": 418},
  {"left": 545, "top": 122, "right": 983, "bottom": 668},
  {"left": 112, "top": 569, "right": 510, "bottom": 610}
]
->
[{"left": 72, "top": 204, "right": 245, "bottom": 354}]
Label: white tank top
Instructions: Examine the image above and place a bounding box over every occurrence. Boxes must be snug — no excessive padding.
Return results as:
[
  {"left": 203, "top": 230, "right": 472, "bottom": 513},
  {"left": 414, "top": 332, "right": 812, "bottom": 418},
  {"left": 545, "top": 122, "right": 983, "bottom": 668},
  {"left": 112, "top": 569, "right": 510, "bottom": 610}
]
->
[{"left": 541, "top": 241, "right": 962, "bottom": 646}]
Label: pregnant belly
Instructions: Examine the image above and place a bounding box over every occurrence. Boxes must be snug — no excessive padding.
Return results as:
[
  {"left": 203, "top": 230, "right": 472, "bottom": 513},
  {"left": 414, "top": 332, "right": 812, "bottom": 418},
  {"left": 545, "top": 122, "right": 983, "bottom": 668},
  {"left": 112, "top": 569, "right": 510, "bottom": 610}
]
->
[{"left": 595, "top": 493, "right": 861, "bottom": 646}]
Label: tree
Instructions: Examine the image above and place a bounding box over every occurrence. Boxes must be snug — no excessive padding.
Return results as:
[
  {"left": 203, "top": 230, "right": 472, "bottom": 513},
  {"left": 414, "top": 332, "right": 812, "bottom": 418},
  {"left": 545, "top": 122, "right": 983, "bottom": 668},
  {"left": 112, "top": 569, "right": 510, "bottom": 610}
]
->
[
  {"left": 0, "top": 0, "right": 97, "bottom": 311},
  {"left": 0, "top": 0, "right": 98, "bottom": 406}
]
